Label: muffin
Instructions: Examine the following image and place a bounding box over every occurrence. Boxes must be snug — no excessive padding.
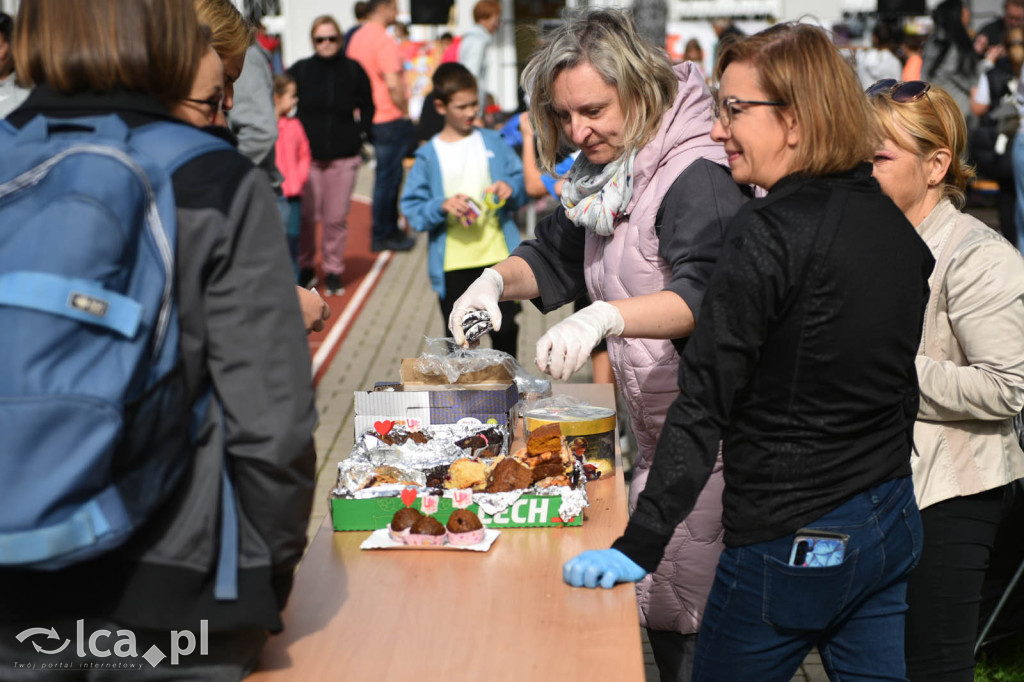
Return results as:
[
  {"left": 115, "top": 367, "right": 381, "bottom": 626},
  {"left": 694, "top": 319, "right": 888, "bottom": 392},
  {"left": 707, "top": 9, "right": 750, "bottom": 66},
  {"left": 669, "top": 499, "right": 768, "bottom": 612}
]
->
[
  {"left": 388, "top": 507, "right": 423, "bottom": 543},
  {"left": 406, "top": 515, "right": 447, "bottom": 546},
  {"left": 446, "top": 509, "right": 486, "bottom": 545}
]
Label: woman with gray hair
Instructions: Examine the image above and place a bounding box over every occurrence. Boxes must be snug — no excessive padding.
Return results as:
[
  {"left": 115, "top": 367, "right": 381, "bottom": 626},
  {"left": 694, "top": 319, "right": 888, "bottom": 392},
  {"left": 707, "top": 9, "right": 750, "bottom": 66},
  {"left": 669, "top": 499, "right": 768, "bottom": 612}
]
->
[{"left": 447, "top": 8, "right": 748, "bottom": 680}]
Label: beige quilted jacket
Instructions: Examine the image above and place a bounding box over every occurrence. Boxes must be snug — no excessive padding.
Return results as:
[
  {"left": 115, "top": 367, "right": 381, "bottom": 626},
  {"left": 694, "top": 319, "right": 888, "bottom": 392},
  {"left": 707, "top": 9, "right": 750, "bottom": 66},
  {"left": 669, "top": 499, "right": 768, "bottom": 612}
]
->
[{"left": 913, "top": 199, "right": 1024, "bottom": 509}]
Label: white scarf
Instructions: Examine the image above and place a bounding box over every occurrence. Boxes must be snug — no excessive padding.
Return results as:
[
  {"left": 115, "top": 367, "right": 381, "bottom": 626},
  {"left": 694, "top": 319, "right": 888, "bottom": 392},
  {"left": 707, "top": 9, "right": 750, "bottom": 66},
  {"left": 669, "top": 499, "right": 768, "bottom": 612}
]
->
[{"left": 560, "top": 151, "right": 637, "bottom": 237}]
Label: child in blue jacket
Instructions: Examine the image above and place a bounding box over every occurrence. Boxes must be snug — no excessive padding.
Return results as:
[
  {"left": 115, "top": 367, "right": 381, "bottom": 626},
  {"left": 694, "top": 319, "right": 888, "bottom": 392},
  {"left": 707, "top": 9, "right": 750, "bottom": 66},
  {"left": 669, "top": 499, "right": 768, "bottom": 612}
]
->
[{"left": 401, "top": 63, "right": 525, "bottom": 356}]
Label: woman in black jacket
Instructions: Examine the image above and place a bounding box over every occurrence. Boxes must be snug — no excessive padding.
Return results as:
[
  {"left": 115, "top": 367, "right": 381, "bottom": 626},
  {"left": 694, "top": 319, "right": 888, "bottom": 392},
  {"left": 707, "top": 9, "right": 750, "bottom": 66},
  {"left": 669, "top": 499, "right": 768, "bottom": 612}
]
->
[
  {"left": 564, "top": 23, "right": 935, "bottom": 681},
  {"left": 287, "top": 15, "right": 374, "bottom": 295}
]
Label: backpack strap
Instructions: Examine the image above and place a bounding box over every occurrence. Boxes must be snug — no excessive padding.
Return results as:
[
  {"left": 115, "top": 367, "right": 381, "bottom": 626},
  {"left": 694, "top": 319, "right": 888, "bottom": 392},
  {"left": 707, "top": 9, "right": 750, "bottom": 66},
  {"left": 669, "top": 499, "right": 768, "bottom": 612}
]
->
[{"left": 131, "top": 122, "right": 233, "bottom": 174}]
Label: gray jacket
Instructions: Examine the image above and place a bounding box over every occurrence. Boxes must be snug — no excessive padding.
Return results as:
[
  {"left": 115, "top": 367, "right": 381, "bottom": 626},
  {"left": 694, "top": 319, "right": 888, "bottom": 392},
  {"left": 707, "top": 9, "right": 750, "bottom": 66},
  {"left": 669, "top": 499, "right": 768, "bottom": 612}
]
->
[{"left": 230, "top": 44, "right": 284, "bottom": 195}]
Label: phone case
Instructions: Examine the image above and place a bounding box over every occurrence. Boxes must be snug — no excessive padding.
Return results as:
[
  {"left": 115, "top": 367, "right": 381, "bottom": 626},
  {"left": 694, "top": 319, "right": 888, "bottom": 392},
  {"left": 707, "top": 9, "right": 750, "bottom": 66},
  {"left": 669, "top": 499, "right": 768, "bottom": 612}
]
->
[{"left": 788, "top": 529, "right": 849, "bottom": 567}]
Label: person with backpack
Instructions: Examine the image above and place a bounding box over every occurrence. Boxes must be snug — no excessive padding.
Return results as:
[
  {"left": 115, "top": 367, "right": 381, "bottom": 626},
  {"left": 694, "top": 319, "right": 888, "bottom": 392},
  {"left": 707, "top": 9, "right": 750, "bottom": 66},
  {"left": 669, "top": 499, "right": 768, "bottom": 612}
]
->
[{"left": 0, "top": 0, "right": 317, "bottom": 678}]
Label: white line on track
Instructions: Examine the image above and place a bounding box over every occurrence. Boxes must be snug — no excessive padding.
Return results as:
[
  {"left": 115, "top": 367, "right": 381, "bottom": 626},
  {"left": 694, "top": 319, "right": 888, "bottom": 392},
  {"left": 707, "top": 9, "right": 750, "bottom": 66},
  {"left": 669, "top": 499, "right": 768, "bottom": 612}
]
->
[{"left": 312, "top": 249, "right": 392, "bottom": 378}]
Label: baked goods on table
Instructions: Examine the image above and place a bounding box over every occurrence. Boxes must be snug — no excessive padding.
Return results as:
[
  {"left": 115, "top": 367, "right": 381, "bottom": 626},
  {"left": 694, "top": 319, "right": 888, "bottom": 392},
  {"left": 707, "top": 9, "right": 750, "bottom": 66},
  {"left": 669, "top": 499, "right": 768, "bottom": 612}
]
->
[
  {"left": 446, "top": 509, "right": 485, "bottom": 545},
  {"left": 407, "top": 516, "right": 447, "bottom": 546},
  {"left": 485, "top": 457, "right": 534, "bottom": 493}
]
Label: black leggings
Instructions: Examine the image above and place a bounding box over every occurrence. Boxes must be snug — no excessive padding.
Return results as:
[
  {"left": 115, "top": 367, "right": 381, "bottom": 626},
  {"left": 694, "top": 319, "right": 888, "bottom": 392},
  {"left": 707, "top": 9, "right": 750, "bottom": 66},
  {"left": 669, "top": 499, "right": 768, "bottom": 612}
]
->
[
  {"left": 905, "top": 484, "right": 1011, "bottom": 682},
  {"left": 441, "top": 266, "right": 520, "bottom": 359}
]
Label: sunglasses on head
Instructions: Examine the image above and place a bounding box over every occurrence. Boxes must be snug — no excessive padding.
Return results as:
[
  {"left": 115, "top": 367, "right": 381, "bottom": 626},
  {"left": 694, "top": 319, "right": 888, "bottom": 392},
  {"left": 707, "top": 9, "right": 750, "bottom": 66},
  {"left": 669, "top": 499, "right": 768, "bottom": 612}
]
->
[
  {"left": 865, "top": 79, "right": 931, "bottom": 103},
  {"left": 314, "top": 35, "right": 340, "bottom": 44}
]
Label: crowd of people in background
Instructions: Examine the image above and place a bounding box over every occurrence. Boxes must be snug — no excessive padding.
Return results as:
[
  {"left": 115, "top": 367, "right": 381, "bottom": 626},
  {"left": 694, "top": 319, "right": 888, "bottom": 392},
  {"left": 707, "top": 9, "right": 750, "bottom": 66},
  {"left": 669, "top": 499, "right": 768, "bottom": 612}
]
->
[{"left": 3, "top": 1, "right": 1024, "bottom": 681}]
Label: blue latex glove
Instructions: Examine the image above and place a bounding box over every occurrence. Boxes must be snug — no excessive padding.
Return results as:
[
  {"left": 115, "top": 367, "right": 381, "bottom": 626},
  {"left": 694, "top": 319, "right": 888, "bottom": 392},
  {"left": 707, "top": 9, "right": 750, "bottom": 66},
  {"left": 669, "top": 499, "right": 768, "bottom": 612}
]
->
[{"left": 563, "top": 549, "right": 648, "bottom": 589}]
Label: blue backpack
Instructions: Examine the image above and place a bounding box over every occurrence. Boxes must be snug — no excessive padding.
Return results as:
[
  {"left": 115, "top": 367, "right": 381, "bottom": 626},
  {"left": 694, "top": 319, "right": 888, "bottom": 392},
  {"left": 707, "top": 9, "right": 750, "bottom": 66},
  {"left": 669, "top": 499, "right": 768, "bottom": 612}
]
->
[{"left": 0, "top": 114, "right": 232, "bottom": 572}]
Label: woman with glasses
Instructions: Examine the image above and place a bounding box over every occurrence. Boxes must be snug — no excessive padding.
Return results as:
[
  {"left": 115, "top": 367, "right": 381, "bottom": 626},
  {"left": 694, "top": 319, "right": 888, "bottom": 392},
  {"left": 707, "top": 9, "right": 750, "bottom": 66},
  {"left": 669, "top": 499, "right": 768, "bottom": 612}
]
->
[
  {"left": 448, "top": 8, "right": 748, "bottom": 681},
  {"left": 286, "top": 15, "right": 374, "bottom": 295},
  {"left": 0, "top": 0, "right": 316, "bottom": 675},
  {"left": 868, "top": 79, "right": 1024, "bottom": 682},
  {"left": 170, "top": 27, "right": 225, "bottom": 127},
  {"left": 563, "top": 23, "right": 935, "bottom": 681},
  {"left": 189, "top": 0, "right": 331, "bottom": 334}
]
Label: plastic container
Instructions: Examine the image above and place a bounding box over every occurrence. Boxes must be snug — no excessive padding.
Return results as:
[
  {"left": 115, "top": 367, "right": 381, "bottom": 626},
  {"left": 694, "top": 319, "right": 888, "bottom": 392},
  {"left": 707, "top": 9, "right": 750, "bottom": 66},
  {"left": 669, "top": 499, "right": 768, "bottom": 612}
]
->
[{"left": 523, "top": 405, "right": 616, "bottom": 479}]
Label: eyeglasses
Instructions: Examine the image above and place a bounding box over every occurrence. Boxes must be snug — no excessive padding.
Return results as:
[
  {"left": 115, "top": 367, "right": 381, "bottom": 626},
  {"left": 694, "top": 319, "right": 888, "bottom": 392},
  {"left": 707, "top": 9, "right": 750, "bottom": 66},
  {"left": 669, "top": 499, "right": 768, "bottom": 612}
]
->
[
  {"left": 865, "top": 79, "right": 931, "bottom": 103},
  {"left": 314, "top": 35, "right": 340, "bottom": 44},
  {"left": 712, "top": 96, "right": 788, "bottom": 127},
  {"left": 183, "top": 94, "right": 224, "bottom": 124}
]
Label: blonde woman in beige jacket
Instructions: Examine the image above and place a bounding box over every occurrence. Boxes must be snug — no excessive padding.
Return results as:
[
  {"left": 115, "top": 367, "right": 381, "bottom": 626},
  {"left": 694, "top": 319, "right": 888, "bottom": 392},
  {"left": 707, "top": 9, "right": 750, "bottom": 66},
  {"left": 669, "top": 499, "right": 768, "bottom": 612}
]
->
[{"left": 869, "top": 79, "right": 1024, "bottom": 682}]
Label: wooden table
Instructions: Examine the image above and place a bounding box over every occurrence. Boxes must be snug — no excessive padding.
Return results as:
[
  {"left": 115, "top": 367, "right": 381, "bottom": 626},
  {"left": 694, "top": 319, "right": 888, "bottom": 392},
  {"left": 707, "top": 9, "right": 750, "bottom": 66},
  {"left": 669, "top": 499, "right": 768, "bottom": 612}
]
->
[{"left": 246, "top": 383, "right": 643, "bottom": 681}]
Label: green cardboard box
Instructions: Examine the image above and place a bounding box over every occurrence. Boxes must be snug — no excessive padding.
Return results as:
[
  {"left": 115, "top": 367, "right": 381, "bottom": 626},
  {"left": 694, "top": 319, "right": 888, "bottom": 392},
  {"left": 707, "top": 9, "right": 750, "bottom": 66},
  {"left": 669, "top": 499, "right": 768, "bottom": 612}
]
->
[{"left": 331, "top": 493, "right": 583, "bottom": 531}]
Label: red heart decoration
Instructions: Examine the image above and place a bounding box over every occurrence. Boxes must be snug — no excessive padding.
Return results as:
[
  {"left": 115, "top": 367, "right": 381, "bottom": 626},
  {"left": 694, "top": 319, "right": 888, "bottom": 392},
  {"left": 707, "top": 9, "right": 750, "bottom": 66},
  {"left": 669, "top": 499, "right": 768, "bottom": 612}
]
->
[
  {"left": 400, "top": 487, "right": 417, "bottom": 507},
  {"left": 374, "top": 420, "right": 395, "bottom": 437}
]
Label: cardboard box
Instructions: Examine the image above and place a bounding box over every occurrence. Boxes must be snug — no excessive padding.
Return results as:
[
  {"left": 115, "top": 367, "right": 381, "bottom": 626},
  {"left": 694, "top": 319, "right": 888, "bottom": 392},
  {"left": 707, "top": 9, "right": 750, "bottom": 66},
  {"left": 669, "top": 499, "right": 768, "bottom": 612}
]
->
[
  {"left": 331, "top": 494, "right": 583, "bottom": 531},
  {"left": 399, "top": 357, "right": 514, "bottom": 385},
  {"left": 353, "top": 382, "right": 519, "bottom": 435}
]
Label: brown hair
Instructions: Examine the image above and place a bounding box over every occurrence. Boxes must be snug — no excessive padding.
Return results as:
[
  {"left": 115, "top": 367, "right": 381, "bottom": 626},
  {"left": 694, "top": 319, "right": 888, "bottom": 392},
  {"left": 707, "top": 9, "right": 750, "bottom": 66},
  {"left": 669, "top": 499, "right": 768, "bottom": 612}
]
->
[
  {"left": 432, "top": 62, "right": 477, "bottom": 105},
  {"left": 310, "top": 15, "right": 341, "bottom": 42},
  {"left": 522, "top": 7, "right": 677, "bottom": 175},
  {"left": 714, "top": 23, "right": 877, "bottom": 177},
  {"left": 473, "top": 1, "right": 501, "bottom": 23},
  {"left": 272, "top": 73, "right": 295, "bottom": 97},
  {"left": 13, "top": 0, "right": 202, "bottom": 105},
  {"left": 868, "top": 83, "right": 975, "bottom": 208},
  {"left": 194, "top": 0, "right": 254, "bottom": 61}
]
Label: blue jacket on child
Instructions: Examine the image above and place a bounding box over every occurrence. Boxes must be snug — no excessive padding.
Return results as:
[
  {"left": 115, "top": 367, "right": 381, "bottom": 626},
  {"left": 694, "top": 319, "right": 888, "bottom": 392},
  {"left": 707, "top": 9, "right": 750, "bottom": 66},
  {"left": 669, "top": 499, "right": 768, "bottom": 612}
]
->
[{"left": 401, "top": 127, "right": 526, "bottom": 298}]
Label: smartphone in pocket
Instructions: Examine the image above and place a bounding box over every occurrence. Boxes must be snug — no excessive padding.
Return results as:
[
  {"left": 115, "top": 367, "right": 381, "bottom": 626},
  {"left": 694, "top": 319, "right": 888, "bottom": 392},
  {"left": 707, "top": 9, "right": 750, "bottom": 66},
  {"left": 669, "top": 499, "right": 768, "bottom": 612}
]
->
[{"left": 788, "top": 529, "right": 849, "bottom": 567}]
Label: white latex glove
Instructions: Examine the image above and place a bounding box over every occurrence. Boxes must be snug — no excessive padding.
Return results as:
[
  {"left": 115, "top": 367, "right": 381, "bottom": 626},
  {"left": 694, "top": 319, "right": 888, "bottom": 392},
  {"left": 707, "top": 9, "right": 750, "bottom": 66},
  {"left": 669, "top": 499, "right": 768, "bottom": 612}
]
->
[
  {"left": 536, "top": 300, "right": 624, "bottom": 382},
  {"left": 448, "top": 267, "right": 504, "bottom": 346}
]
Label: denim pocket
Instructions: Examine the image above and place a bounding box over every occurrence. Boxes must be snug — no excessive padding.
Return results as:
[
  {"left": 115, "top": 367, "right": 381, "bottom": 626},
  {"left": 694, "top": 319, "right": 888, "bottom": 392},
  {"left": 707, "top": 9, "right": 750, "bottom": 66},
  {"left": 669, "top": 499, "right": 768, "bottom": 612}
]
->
[{"left": 762, "top": 550, "right": 859, "bottom": 631}]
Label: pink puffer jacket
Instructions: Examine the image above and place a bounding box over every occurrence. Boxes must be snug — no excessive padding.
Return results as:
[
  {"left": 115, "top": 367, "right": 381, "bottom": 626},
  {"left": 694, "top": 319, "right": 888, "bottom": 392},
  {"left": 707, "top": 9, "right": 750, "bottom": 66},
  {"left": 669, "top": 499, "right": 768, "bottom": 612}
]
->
[{"left": 585, "top": 62, "right": 726, "bottom": 634}]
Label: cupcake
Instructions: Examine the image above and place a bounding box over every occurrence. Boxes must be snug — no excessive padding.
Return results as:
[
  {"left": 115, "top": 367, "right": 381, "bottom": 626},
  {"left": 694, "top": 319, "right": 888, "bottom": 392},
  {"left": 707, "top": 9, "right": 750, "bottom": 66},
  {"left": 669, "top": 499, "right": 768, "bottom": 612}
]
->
[
  {"left": 388, "top": 507, "right": 423, "bottom": 543},
  {"left": 446, "top": 509, "right": 485, "bottom": 546},
  {"left": 406, "top": 515, "right": 447, "bottom": 546}
]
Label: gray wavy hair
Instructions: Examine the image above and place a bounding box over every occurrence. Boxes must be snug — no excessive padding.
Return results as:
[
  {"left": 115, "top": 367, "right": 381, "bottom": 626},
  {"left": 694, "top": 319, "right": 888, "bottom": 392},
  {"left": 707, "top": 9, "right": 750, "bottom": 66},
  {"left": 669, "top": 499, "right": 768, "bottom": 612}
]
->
[{"left": 521, "top": 7, "right": 677, "bottom": 174}]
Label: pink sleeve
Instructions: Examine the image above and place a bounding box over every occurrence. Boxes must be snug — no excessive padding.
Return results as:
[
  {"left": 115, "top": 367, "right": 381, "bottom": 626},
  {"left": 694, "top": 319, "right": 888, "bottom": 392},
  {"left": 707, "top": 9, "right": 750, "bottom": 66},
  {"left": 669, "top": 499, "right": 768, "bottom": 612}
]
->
[
  {"left": 294, "top": 122, "right": 311, "bottom": 194},
  {"left": 277, "top": 119, "right": 311, "bottom": 198}
]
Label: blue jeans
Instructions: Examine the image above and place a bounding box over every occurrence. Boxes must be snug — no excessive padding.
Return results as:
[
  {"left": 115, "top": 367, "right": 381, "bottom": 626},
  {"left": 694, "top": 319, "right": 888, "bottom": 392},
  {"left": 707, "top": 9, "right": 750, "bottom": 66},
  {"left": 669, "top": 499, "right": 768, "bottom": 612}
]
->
[
  {"left": 1012, "top": 132, "right": 1024, "bottom": 250},
  {"left": 371, "top": 118, "right": 414, "bottom": 244},
  {"left": 693, "top": 476, "right": 923, "bottom": 682}
]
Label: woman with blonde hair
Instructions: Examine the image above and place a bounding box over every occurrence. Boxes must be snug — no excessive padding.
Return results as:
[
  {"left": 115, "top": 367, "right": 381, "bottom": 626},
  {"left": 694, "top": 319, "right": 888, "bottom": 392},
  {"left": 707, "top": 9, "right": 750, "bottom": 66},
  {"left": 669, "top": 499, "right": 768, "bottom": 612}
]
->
[
  {"left": 448, "top": 7, "right": 749, "bottom": 680},
  {"left": 869, "top": 79, "right": 1024, "bottom": 682},
  {"left": 564, "top": 23, "right": 934, "bottom": 681},
  {"left": 194, "top": 0, "right": 253, "bottom": 112}
]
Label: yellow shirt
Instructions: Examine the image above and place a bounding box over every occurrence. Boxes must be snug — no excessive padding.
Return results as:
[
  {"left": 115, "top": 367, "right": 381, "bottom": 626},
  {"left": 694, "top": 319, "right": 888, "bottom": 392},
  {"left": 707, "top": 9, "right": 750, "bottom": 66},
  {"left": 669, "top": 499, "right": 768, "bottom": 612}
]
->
[{"left": 433, "top": 131, "right": 509, "bottom": 271}]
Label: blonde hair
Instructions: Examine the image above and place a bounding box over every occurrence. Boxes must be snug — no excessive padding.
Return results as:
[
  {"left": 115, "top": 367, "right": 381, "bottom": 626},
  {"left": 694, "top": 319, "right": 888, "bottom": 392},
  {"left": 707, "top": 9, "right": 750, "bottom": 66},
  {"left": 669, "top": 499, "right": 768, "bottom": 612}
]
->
[
  {"left": 194, "top": 0, "right": 254, "bottom": 61},
  {"left": 521, "top": 7, "right": 677, "bottom": 175},
  {"left": 310, "top": 15, "right": 341, "bottom": 42},
  {"left": 715, "top": 22, "right": 877, "bottom": 177},
  {"left": 868, "top": 83, "right": 975, "bottom": 209},
  {"left": 14, "top": 0, "right": 202, "bottom": 106}
]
